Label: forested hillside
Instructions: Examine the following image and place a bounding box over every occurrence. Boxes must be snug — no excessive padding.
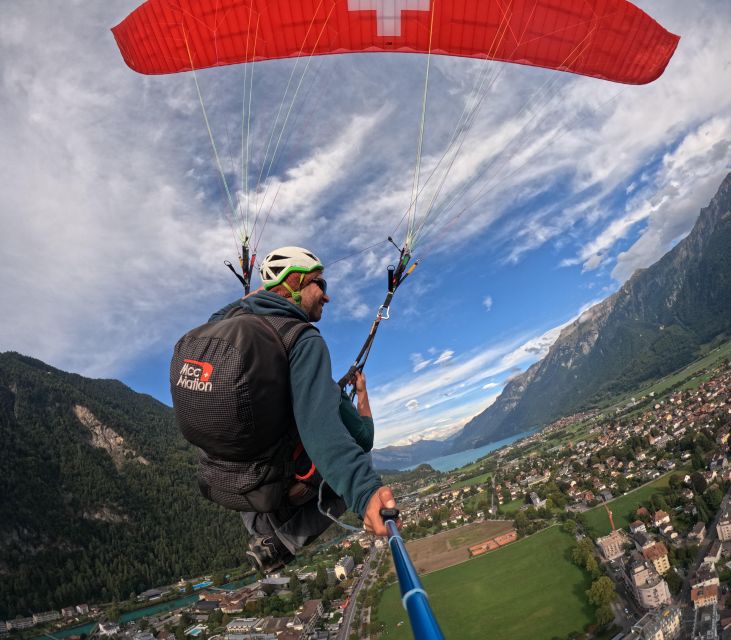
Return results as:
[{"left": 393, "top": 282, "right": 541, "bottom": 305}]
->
[{"left": 0, "top": 353, "right": 244, "bottom": 618}]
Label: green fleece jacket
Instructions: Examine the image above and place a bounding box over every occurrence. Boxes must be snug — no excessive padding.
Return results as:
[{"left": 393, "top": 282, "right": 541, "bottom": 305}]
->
[{"left": 209, "top": 292, "right": 382, "bottom": 517}]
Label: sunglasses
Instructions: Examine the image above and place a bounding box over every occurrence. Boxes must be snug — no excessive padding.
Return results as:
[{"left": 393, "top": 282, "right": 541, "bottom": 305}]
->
[{"left": 311, "top": 277, "right": 327, "bottom": 294}]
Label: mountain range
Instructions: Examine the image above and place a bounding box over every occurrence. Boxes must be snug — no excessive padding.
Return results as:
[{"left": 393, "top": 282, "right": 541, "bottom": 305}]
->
[{"left": 373, "top": 172, "right": 731, "bottom": 469}]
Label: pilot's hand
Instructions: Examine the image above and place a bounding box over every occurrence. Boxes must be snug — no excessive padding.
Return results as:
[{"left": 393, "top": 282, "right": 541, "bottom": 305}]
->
[{"left": 363, "top": 486, "right": 399, "bottom": 536}]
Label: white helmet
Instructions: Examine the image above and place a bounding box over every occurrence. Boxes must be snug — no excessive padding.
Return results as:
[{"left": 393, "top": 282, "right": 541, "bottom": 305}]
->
[{"left": 259, "top": 246, "right": 323, "bottom": 289}]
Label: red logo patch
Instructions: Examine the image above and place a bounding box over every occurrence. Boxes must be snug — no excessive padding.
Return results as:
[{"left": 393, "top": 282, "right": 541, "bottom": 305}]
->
[{"left": 183, "top": 359, "right": 214, "bottom": 382}]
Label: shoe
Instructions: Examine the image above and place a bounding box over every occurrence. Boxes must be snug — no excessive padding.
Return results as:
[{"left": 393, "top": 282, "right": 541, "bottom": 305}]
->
[{"left": 246, "top": 535, "right": 294, "bottom": 574}]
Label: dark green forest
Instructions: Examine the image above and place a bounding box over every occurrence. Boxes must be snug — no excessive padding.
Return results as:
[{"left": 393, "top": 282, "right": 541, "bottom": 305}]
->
[{"left": 0, "top": 353, "right": 245, "bottom": 619}]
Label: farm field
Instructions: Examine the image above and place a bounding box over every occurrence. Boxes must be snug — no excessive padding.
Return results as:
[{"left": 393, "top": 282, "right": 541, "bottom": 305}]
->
[
  {"left": 376, "top": 526, "right": 593, "bottom": 640},
  {"left": 404, "top": 520, "right": 515, "bottom": 573},
  {"left": 583, "top": 471, "right": 677, "bottom": 537}
]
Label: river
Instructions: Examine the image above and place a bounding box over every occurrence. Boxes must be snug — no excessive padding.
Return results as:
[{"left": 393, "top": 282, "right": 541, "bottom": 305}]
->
[{"left": 38, "top": 577, "right": 256, "bottom": 639}]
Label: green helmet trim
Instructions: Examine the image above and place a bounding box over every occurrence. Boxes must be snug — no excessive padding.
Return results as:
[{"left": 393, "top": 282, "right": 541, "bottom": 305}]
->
[{"left": 263, "top": 263, "right": 323, "bottom": 290}]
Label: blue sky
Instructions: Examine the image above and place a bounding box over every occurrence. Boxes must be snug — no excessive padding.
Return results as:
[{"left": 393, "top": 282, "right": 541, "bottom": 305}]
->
[{"left": 1, "top": 1, "right": 729, "bottom": 448}]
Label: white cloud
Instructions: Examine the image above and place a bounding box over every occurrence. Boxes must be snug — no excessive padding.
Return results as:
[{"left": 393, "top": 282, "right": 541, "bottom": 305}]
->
[
  {"left": 410, "top": 353, "right": 432, "bottom": 372},
  {"left": 370, "top": 303, "right": 588, "bottom": 446},
  {"left": 433, "top": 350, "right": 454, "bottom": 365},
  {"left": 612, "top": 118, "right": 731, "bottom": 282},
  {"left": 483, "top": 295, "right": 493, "bottom": 311}
]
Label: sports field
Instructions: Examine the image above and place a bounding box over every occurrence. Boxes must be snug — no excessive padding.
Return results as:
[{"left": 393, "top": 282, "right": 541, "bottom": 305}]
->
[
  {"left": 376, "top": 526, "right": 593, "bottom": 640},
  {"left": 404, "top": 520, "right": 514, "bottom": 573},
  {"left": 583, "top": 472, "right": 676, "bottom": 537}
]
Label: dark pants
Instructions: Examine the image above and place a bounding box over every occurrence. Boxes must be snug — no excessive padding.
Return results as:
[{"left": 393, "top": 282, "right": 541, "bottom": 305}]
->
[{"left": 241, "top": 488, "right": 346, "bottom": 555}]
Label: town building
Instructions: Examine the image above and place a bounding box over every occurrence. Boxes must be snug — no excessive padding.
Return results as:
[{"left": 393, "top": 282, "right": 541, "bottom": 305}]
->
[
  {"left": 692, "top": 565, "right": 720, "bottom": 590},
  {"left": 627, "top": 559, "right": 671, "bottom": 610},
  {"left": 334, "top": 556, "right": 354, "bottom": 581},
  {"left": 692, "top": 604, "right": 719, "bottom": 640},
  {"left": 295, "top": 600, "right": 323, "bottom": 637},
  {"left": 633, "top": 532, "right": 653, "bottom": 551},
  {"left": 705, "top": 540, "right": 723, "bottom": 565},
  {"left": 691, "top": 522, "right": 707, "bottom": 542},
  {"left": 626, "top": 606, "right": 681, "bottom": 639},
  {"left": 225, "top": 618, "right": 263, "bottom": 638},
  {"left": 717, "top": 511, "right": 731, "bottom": 542},
  {"left": 529, "top": 491, "right": 546, "bottom": 508},
  {"left": 6, "top": 618, "right": 34, "bottom": 631},
  {"left": 643, "top": 542, "right": 671, "bottom": 575},
  {"left": 139, "top": 588, "right": 168, "bottom": 601},
  {"left": 99, "top": 622, "right": 121, "bottom": 636},
  {"left": 597, "top": 529, "right": 628, "bottom": 561},
  {"left": 692, "top": 584, "right": 720, "bottom": 610},
  {"left": 631, "top": 520, "right": 648, "bottom": 534},
  {"left": 32, "top": 611, "right": 60, "bottom": 624}
]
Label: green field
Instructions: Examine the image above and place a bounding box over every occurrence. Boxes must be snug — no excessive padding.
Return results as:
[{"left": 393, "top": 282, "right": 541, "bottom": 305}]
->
[
  {"left": 453, "top": 472, "right": 491, "bottom": 489},
  {"left": 499, "top": 498, "right": 526, "bottom": 514},
  {"left": 583, "top": 472, "right": 677, "bottom": 537},
  {"left": 375, "top": 526, "right": 593, "bottom": 640}
]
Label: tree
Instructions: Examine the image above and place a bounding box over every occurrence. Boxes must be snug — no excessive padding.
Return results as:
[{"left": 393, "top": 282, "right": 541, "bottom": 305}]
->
[
  {"left": 669, "top": 474, "right": 683, "bottom": 491},
  {"left": 207, "top": 610, "right": 223, "bottom": 629},
  {"left": 563, "top": 520, "right": 577, "bottom": 536},
  {"left": 696, "top": 495, "right": 712, "bottom": 524},
  {"left": 596, "top": 603, "right": 615, "bottom": 627},
  {"left": 585, "top": 555, "right": 601, "bottom": 579},
  {"left": 692, "top": 452, "right": 706, "bottom": 470},
  {"left": 106, "top": 604, "right": 121, "bottom": 622},
  {"left": 514, "top": 511, "right": 529, "bottom": 536},
  {"left": 665, "top": 569, "right": 682, "bottom": 595},
  {"left": 315, "top": 565, "right": 328, "bottom": 592},
  {"left": 289, "top": 575, "right": 303, "bottom": 607},
  {"left": 705, "top": 485, "right": 724, "bottom": 511},
  {"left": 350, "top": 542, "right": 365, "bottom": 565},
  {"left": 586, "top": 577, "right": 616, "bottom": 607},
  {"left": 691, "top": 472, "right": 708, "bottom": 494}
]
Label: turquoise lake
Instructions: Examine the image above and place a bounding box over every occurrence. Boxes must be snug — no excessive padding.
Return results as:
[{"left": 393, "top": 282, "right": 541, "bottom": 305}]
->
[{"left": 405, "top": 430, "right": 533, "bottom": 472}]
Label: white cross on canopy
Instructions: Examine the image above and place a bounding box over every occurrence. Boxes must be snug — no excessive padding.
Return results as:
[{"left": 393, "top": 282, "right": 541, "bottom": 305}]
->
[{"left": 347, "top": 0, "right": 431, "bottom": 37}]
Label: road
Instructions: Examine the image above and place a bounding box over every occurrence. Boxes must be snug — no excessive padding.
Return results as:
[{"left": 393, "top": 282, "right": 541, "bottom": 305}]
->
[{"left": 337, "top": 545, "right": 377, "bottom": 640}]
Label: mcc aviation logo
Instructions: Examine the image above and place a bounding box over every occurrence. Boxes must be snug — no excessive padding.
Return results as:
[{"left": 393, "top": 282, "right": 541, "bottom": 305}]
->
[{"left": 177, "top": 359, "right": 214, "bottom": 392}]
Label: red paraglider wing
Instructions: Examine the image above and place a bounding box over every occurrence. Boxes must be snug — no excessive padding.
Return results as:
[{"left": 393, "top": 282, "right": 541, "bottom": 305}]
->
[{"left": 112, "top": 0, "right": 678, "bottom": 84}]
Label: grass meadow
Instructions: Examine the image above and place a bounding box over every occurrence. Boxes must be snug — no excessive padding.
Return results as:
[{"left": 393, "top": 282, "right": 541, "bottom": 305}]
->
[
  {"left": 375, "top": 526, "right": 593, "bottom": 640},
  {"left": 582, "top": 472, "right": 676, "bottom": 537}
]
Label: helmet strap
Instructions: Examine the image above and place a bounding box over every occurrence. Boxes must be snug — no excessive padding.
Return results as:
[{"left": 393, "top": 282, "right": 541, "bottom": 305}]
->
[{"left": 281, "top": 274, "right": 306, "bottom": 305}]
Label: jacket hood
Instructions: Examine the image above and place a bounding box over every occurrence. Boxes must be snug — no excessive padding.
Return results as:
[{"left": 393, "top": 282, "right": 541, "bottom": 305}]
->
[{"left": 240, "top": 291, "right": 310, "bottom": 323}]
